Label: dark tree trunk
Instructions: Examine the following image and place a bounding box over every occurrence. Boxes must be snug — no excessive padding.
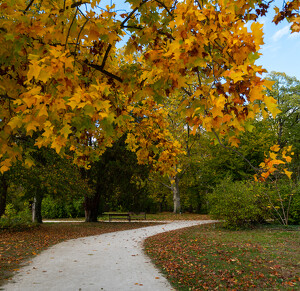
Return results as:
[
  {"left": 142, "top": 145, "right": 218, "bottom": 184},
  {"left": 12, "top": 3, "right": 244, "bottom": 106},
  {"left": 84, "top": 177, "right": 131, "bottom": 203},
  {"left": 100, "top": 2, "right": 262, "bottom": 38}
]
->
[
  {"left": 32, "top": 191, "right": 43, "bottom": 223},
  {"left": 0, "top": 174, "right": 8, "bottom": 218},
  {"left": 84, "top": 192, "right": 101, "bottom": 222}
]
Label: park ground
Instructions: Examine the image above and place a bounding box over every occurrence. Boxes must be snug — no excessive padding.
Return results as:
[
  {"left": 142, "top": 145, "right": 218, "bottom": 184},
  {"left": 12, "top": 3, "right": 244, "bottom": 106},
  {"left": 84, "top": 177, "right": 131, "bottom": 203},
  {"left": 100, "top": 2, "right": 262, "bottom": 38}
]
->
[{"left": 1, "top": 213, "right": 299, "bottom": 290}]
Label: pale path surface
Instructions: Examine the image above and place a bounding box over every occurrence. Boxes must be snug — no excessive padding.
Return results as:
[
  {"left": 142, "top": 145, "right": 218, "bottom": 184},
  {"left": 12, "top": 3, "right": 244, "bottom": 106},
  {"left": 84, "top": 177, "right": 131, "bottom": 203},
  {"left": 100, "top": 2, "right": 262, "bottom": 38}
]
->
[{"left": 2, "top": 220, "right": 216, "bottom": 291}]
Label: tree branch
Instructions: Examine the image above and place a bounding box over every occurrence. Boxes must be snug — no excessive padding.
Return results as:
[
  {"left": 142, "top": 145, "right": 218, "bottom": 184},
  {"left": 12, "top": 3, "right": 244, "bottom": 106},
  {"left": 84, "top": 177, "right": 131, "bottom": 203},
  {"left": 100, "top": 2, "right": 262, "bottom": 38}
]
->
[
  {"left": 101, "top": 44, "right": 112, "bottom": 70},
  {"left": 154, "top": 0, "right": 173, "bottom": 17},
  {"left": 148, "top": 177, "right": 172, "bottom": 190},
  {"left": 59, "top": 1, "right": 89, "bottom": 12},
  {"left": 0, "top": 94, "right": 16, "bottom": 101},
  {"left": 65, "top": 8, "right": 79, "bottom": 49},
  {"left": 24, "top": 0, "right": 35, "bottom": 13},
  {"left": 83, "top": 60, "right": 123, "bottom": 83},
  {"left": 121, "top": 0, "right": 149, "bottom": 28}
]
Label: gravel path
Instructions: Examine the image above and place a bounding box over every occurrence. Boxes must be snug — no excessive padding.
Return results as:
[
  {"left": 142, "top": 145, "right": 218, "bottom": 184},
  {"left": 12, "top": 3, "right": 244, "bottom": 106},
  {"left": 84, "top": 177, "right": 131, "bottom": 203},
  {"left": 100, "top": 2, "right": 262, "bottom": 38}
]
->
[{"left": 2, "top": 220, "right": 216, "bottom": 291}]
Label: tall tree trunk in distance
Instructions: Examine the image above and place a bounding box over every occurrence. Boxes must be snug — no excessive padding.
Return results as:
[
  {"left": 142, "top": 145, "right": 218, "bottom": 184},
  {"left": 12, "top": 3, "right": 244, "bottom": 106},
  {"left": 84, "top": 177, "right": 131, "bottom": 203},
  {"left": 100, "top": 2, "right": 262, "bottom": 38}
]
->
[
  {"left": 84, "top": 192, "right": 100, "bottom": 222},
  {"left": 170, "top": 175, "right": 181, "bottom": 214},
  {"left": 32, "top": 190, "right": 43, "bottom": 223},
  {"left": 0, "top": 174, "right": 8, "bottom": 218}
]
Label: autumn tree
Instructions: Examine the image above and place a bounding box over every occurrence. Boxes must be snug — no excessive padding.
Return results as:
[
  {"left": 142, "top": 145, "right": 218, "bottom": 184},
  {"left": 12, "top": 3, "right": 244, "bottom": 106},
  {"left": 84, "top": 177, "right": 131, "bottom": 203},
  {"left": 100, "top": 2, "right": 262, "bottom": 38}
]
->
[
  {"left": 0, "top": 0, "right": 181, "bottom": 176},
  {"left": 1, "top": 0, "right": 299, "bottom": 212}
]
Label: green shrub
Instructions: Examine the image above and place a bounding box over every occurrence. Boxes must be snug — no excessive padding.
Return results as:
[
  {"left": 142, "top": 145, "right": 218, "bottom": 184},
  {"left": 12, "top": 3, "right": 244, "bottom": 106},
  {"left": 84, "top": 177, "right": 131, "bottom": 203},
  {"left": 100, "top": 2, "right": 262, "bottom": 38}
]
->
[
  {"left": 289, "top": 184, "right": 300, "bottom": 224},
  {"left": 207, "top": 178, "right": 270, "bottom": 228},
  {"left": 271, "top": 181, "right": 300, "bottom": 225},
  {"left": 41, "top": 196, "right": 84, "bottom": 218},
  {"left": 0, "top": 203, "right": 32, "bottom": 229}
]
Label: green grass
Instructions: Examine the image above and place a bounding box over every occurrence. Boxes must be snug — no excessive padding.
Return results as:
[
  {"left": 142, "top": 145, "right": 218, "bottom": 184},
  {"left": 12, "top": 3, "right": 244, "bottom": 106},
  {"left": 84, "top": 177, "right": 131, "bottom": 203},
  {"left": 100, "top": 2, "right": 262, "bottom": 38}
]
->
[{"left": 144, "top": 223, "right": 300, "bottom": 290}]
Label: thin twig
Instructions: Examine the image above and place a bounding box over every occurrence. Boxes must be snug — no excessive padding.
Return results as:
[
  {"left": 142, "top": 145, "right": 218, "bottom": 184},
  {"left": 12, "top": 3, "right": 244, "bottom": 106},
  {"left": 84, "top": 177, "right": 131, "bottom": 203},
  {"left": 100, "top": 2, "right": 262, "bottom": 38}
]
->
[
  {"left": 121, "top": 0, "right": 149, "bottom": 28},
  {"left": 148, "top": 178, "right": 172, "bottom": 190},
  {"left": 74, "top": 18, "right": 89, "bottom": 56},
  {"left": 195, "top": 0, "right": 202, "bottom": 9},
  {"left": 101, "top": 44, "right": 112, "bottom": 70},
  {"left": 65, "top": 8, "right": 79, "bottom": 50},
  {"left": 154, "top": 0, "right": 173, "bottom": 17}
]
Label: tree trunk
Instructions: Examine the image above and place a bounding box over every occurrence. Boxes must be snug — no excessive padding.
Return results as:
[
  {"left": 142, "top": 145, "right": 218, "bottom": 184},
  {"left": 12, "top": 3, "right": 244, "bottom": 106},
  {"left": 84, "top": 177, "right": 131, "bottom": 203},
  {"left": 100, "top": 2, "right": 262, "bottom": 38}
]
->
[
  {"left": 170, "top": 175, "right": 181, "bottom": 214},
  {"left": 84, "top": 193, "right": 100, "bottom": 222},
  {"left": 32, "top": 191, "right": 43, "bottom": 223},
  {"left": 0, "top": 174, "right": 8, "bottom": 218}
]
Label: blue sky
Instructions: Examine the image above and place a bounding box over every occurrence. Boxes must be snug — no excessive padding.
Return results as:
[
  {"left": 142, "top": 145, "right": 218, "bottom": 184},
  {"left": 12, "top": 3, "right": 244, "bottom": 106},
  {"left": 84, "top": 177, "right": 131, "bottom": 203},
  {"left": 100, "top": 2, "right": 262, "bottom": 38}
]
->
[
  {"left": 98, "top": 0, "right": 300, "bottom": 80},
  {"left": 256, "top": 1, "right": 300, "bottom": 81}
]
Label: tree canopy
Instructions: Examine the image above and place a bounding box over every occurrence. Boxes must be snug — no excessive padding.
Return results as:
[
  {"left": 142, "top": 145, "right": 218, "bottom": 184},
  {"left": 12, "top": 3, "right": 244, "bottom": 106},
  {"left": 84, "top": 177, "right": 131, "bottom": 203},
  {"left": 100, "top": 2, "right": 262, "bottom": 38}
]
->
[{"left": 0, "top": 0, "right": 299, "bottom": 175}]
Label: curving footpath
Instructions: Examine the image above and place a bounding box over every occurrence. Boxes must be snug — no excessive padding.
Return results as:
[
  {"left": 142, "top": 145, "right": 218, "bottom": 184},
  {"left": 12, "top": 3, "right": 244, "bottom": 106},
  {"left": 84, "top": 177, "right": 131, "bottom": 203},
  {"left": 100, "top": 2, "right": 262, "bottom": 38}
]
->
[{"left": 2, "top": 220, "right": 216, "bottom": 291}]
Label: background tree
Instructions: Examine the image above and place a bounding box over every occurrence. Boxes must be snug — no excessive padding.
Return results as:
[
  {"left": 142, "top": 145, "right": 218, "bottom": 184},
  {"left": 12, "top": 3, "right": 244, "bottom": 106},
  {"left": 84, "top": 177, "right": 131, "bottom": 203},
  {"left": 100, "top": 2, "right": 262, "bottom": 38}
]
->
[
  {"left": 266, "top": 72, "right": 300, "bottom": 180},
  {"left": 83, "top": 135, "right": 151, "bottom": 222}
]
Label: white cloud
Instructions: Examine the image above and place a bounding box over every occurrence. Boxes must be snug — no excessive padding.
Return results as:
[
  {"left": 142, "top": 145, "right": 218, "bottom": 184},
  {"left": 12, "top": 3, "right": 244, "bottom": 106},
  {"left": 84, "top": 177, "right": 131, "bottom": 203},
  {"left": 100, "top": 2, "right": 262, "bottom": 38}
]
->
[
  {"left": 272, "top": 25, "right": 291, "bottom": 42},
  {"left": 288, "top": 32, "right": 300, "bottom": 39}
]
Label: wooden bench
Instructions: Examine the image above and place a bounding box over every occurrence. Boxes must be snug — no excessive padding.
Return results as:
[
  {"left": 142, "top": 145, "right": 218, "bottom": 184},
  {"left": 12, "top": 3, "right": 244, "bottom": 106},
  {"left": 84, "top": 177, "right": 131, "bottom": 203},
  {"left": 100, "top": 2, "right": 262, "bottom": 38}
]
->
[
  {"left": 105, "top": 212, "right": 146, "bottom": 222},
  {"left": 107, "top": 213, "right": 131, "bottom": 222},
  {"left": 129, "top": 212, "right": 146, "bottom": 220}
]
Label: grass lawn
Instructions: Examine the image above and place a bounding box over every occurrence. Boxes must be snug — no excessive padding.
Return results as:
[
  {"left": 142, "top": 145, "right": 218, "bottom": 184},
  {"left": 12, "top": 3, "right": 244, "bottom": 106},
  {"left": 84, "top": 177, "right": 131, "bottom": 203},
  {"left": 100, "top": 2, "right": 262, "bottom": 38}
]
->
[
  {"left": 144, "top": 223, "right": 300, "bottom": 290},
  {"left": 0, "top": 221, "right": 159, "bottom": 286}
]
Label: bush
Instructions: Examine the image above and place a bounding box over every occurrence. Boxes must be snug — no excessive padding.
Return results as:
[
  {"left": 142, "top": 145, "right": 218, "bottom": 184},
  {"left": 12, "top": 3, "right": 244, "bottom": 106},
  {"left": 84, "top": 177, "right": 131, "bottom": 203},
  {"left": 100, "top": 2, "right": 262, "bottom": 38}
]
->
[
  {"left": 289, "top": 184, "right": 300, "bottom": 224},
  {"left": 0, "top": 203, "right": 32, "bottom": 229},
  {"left": 207, "top": 178, "right": 270, "bottom": 228},
  {"left": 41, "top": 196, "right": 84, "bottom": 218},
  {"left": 271, "top": 181, "right": 300, "bottom": 225}
]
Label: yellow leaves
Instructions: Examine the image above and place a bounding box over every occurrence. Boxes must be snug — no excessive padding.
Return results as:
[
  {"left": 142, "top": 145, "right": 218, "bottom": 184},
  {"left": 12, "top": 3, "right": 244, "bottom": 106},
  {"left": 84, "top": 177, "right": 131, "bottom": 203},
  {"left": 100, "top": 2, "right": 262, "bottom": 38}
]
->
[
  {"left": 27, "top": 60, "right": 42, "bottom": 82},
  {"left": 0, "top": 158, "right": 12, "bottom": 174},
  {"left": 211, "top": 94, "right": 225, "bottom": 118},
  {"left": 250, "top": 22, "right": 264, "bottom": 50},
  {"left": 25, "top": 158, "right": 35, "bottom": 168},
  {"left": 7, "top": 116, "right": 23, "bottom": 130},
  {"left": 263, "top": 79, "right": 275, "bottom": 91},
  {"left": 256, "top": 145, "right": 293, "bottom": 182},
  {"left": 224, "top": 70, "right": 245, "bottom": 83},
  {"left": 38, "top": 105, "right": 48, "bottom": 118},
  {"left": 285, "top": 156, "right": 292, "bottom": 163},
  {"left": 249, "top": 85, "right": 264, "bottom": 103},
  {"left": 0, "top": 165, "right": 9, "bottom": 174},
  {"left": 61, "top": 124, "right": 72, "bottom": 138},
  {"left": 228, "top": 136, "right": 240, "bottom": 147},
  {"left": 51, "top": 136, "right": 67, "bottom": 154},
  {"left": 284, "top": 169, "right": 293, "bottom": 179},
  {"left": 263, "top": 96, "right": 281, "bottom": 118},
  {"left": 26, "top": 120, "right": 40, "bottom": 134},
  {"left": 270, "top": 144, "right": 280, "bottom": 152}
]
